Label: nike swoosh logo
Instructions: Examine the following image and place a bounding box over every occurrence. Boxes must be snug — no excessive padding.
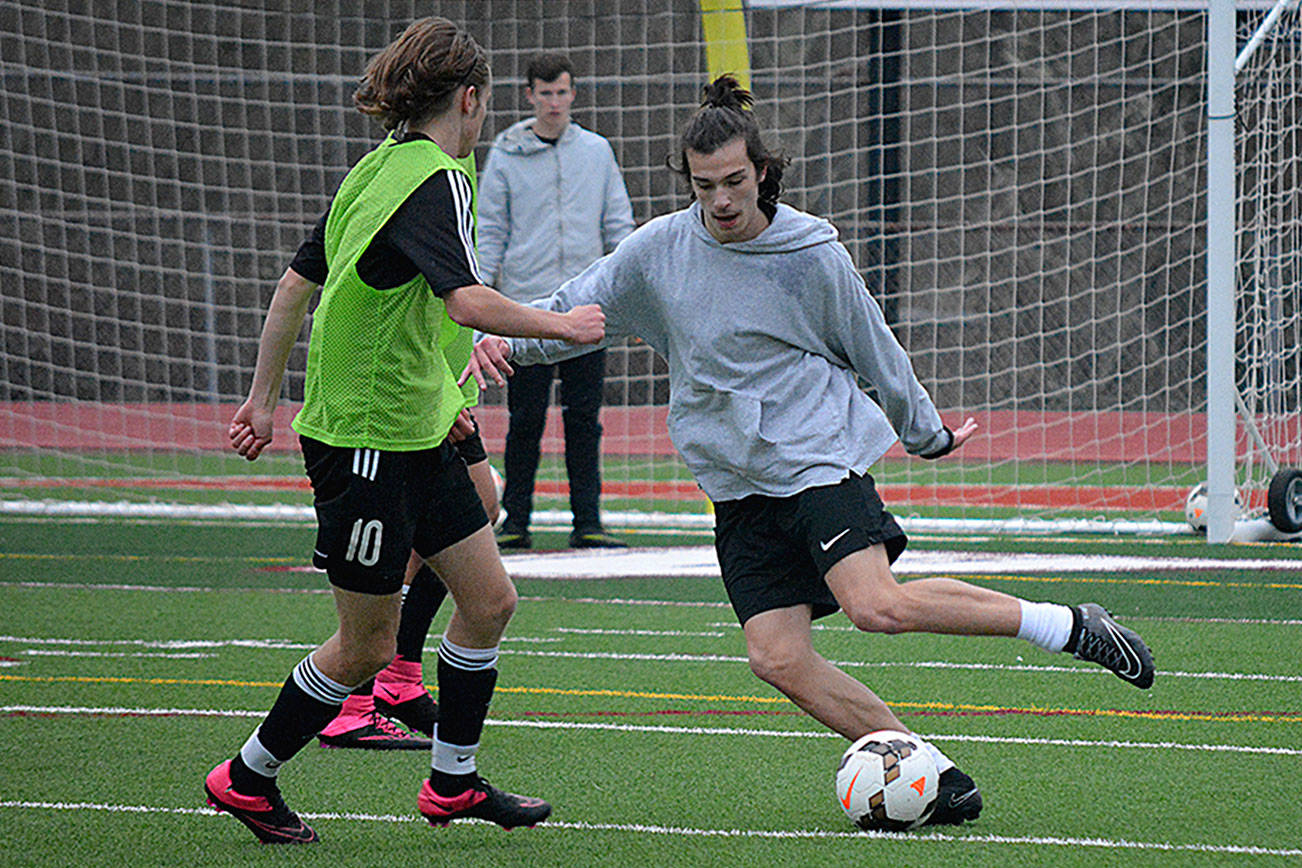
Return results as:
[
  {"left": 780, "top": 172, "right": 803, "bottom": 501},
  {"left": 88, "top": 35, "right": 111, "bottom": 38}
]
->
[
  {"left": 820, "top": 528, "right": 852, "bottom": 552},
  {"left": 839, "top": 768, "right": 861, "bottom": 810},
  {"left": 1103, "top": 619, "right": 1143, "bottom": 680},
  {"left": 375, "top": 686, "right": 401, "bottom": 703},
  {"left": 947, "top": 788, "right": 980, "bottom": 808}
]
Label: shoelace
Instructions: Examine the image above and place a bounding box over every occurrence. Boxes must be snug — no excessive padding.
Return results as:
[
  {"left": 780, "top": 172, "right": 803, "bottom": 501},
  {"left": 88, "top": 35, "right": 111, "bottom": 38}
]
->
[
  {"left": 1076, "top": 630, "right": 1123, "bottom": 668},
  {"left": 369, "top": 711, "right": 414, "bottom": 737}
]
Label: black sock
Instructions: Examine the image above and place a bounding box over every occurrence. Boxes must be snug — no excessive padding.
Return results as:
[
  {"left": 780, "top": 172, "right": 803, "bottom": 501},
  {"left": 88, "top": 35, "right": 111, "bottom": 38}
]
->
[
  {"left": 257, "top": 663, "right": 349, "bottom": 761},
  {"left": 429, "top": 769, "right": 479, "bottom": 796},
  {"left": 1064, "top": 606, "right": 1083, "bottom": 653},
  {"left": 229, "top": 754, "right": 277, "bottom": 795},
  {"left": 435, "top": 656, "right": 497, "bottom": 748},
  {"left": 397, "top": 565, "right": 448, "bottom": 662}
]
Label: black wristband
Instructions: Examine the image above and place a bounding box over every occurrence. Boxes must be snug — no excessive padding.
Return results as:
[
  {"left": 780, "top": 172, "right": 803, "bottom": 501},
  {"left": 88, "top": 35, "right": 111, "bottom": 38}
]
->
[{"left": 919, "top": 426, "right": 955, "bottom": 460}]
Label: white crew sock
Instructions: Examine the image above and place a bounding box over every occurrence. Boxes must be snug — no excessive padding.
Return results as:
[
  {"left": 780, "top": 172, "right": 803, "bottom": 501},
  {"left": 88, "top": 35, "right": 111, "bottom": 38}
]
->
[
  {"left": 918, "top": 738, "right": 955, "bottom": 774},
  {"left": 1016, "top": 600, "right": 1075, "bottom": 653}
]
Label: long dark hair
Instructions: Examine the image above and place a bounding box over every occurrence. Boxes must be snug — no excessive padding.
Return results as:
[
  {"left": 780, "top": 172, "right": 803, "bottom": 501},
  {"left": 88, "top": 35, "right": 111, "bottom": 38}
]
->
[
  {"left": 354, "top": 17, "right": 490, "bottom": 132},
  {"left": 668, "top": 75, "right": 788, "bottom": 213}
]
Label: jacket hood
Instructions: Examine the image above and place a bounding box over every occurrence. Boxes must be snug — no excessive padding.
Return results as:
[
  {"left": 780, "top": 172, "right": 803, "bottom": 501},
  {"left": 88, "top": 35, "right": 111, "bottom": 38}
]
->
[
  {"left": 491, "top": 118, "right": 584, "bottom": 156},
  {"left": 685, "top": 201, "right": 839, "bottom": 254}
]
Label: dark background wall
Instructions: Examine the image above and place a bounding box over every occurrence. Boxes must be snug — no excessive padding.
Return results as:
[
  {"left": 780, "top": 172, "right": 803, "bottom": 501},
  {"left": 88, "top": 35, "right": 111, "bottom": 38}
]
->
[{"left": 1, "top": 2, "right": 1221, "bottom": 415}]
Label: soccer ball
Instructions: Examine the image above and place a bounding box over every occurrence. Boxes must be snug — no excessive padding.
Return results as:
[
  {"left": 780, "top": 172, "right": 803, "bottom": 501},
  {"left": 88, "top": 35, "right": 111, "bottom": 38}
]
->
[
  {"left": 1184, "top": 481, "right": 1242, "bottom": 532},
  {"left": 489, "top": 464, "right": 508, "bottom": 530},
  {"left": 835, "top": 729, "right": 938, "bottom": 831}
]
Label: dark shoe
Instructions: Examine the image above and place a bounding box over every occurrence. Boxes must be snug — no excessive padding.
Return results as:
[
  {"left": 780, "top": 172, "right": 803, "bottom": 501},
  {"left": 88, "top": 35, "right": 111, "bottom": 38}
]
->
[
  {"left": 418, "top": 776, "right": 551, "bottom": 829},
  {"left": 922, "top": 767, "right": 982, "bottom": 826},
  {"left": 569, "top": 529, "right": 627, "bottom": 548},
  {"left": 374, "top": 688, "right": 438, "bottom": 738},
  {"left": 317, "top": 710, "right": 432, "bottom": 751},
  {"left": 1069, "top": 603, "right": 1156, "bottom": 689},
  {"left": 496, "top": 529, "right": 532, "bottom": 550},
  {"left": 204, "top": 759, "right": 319, "bottom": 844}
]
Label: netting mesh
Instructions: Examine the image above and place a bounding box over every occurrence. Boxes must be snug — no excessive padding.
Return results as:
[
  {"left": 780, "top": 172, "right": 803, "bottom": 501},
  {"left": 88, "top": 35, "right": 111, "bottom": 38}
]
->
[
  {"left": 0, "top": 1, "right": 1295, "bottom": 530},
  {"left": 1235, "top": 2, "right": 1302, "bottom": 510}
]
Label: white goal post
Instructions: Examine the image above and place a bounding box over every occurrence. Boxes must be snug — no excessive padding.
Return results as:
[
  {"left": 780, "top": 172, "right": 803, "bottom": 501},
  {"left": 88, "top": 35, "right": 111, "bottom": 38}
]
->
[{"left": 2, "top": 1, "right": 1299, "bottom": 540}]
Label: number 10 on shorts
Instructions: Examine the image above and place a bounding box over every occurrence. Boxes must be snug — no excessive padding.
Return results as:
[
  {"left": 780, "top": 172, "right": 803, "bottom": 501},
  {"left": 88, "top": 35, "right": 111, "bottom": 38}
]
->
[{"left": 346, "top": 519, "right": 383, "bottom": 566}]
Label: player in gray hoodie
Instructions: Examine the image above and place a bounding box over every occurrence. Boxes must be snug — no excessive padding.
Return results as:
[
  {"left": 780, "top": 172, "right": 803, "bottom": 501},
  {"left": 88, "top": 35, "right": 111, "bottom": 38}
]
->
[{"left": 468, "top": 77, "right": 1156, "bottom": 826}]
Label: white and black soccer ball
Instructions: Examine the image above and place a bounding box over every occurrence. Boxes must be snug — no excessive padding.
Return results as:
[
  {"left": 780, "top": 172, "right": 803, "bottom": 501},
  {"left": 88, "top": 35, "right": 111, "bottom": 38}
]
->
[
  {"left": 835, "top": 729, "right": 938, "bottom": 831},
  {"left": 1184, "top": 481, "right": 1243, "bottom": 532},
  {"left": 489, "top": 464, "right": 508, "bottom": 530}
]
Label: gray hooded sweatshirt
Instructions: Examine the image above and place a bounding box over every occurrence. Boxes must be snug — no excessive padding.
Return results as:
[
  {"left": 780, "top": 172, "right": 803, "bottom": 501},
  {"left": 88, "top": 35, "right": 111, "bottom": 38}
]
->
[
  {"left": 477, "top": 119, "right": 635, "bottom": 303},
  {"left": 507, "top": 201, "right": 951, "bottom": 502}
]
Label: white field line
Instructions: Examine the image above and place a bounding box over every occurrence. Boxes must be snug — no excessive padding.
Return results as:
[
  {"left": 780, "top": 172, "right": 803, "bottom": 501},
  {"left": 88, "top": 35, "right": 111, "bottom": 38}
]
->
[
  {"left": 0, "top": 799, "right": 1298, "bottom": 857},
  {"left": 3, "top": 705, "right": 1299, "bottom": 757},
  {"left": 20, "top": 649, "right": 212, "bottom": 659},
  {"left": 1, "top": 634, "right": 1298, "bottom": 683},
  {"left": 555, "top": 627, "right": 728, "bottom": 637},
  {"left": 6, "top": 578, "right": 1302, "bottom": 628}
]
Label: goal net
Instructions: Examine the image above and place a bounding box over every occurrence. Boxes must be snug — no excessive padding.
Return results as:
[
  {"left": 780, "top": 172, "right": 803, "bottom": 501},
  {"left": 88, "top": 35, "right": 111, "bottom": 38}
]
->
[
  {"left": 1234, "top": 0, "right": 1302, "bottom": 524},
  {"left": 0, "top": 1, "right": 1294, "bottom": 535}
]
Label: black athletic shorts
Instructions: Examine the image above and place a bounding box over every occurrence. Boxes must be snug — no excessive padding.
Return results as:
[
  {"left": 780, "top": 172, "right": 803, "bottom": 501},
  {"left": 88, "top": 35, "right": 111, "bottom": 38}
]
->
[
  {"left": 712, "top": 471, "right": 907, "bottom": 625},
  {"left": 300, "top": 435, "right": 488, "bottom": 595}
]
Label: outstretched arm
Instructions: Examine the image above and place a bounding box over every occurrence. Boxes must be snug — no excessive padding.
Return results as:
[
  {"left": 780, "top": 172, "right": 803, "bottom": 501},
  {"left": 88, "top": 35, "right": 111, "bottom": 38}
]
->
[
  {"left": 443, "top": 283, "right": 604, "bottom": 344},
  {"left": 228, "top": 267, "right": 317, "bottom": 461}
]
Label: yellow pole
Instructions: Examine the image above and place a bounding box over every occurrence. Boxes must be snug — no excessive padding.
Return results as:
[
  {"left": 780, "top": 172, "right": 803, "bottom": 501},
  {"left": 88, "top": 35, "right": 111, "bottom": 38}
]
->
[{"left": 698, "top": 0, "right": 750, "bottom": 92}]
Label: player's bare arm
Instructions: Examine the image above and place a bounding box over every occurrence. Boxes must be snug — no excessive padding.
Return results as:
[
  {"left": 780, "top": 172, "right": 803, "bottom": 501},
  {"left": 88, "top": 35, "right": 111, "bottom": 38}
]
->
[
  {"left": 444, "top": 283, "right": 604, "bottom": 344},
  {"left": 228, "top": 266, "right": 318, "bottom": 461}
]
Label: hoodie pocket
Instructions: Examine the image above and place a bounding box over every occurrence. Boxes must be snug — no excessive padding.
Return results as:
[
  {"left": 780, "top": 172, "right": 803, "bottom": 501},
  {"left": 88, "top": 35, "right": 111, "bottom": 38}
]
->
[{"left": 669, "top": 388, "right": 774, "bottom": 479}]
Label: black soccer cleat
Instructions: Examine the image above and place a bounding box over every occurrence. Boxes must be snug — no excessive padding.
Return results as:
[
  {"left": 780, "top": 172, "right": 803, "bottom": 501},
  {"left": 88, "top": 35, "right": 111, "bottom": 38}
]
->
[
  {"left": 569, "top": 529, "right": 628, "bottom": 549},
  {"left": 374, "top": 689, "right": 438, "bottom": 738},
  {"left": 922, "top": 767, "right": 983, "bottom": 826},
  {"left": 1069, "top": 603, "right": 1156, "bottom": 689},
  {"left": 418, "top": 776, "right": 551, "bottom": 829},
  {"left": 496, "top": 529, "right": 532, "bottom": 550},
  {"left": 204, "top": 759, "right": 319, "bottom": 844}
]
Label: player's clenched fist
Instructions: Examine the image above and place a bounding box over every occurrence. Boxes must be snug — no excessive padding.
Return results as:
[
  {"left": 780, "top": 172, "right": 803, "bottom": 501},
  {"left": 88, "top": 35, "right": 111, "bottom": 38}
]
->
[{"left": 563, "top": 304, "right": 605, "bottom": 344}]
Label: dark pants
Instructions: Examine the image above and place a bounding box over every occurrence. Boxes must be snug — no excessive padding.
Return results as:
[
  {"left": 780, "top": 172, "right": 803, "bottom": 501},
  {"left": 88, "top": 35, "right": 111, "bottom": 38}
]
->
[{"left": 502, "top": 348, "right": 606, "bottom": 532}]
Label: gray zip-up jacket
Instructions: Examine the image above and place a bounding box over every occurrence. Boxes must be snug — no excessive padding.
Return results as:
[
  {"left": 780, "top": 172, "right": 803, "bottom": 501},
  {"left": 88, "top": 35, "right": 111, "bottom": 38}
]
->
[
  {"left": 507, "top": 202, "right": 951, "bottom": 502},
  {"left": 477, "top": 119, "right": 635, "bottom": 303}
]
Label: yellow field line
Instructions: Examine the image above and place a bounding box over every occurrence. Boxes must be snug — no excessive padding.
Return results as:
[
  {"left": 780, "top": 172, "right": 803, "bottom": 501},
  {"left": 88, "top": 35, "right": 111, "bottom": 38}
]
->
[
  {"left": 2, "top": 673, "right": 1297, "bottom": 724},
  {"left": 976, "top": 573, "right": 1302, "bottom": 591}
]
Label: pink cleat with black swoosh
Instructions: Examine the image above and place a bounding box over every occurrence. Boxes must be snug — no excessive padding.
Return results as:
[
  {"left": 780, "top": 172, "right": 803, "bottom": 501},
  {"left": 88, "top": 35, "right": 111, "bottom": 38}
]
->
[
  {"left": 204, "top": 759, "right": 318, "bottom": 844},
  {"left": 418, "top": 776, "right": 551, "bottom": 829}
]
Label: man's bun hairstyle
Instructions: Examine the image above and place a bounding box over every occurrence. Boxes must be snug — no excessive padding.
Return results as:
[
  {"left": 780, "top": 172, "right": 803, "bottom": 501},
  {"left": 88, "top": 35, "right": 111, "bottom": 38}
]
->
[{"left": 668, "top": 75, "right": 788, "bottom": 212}]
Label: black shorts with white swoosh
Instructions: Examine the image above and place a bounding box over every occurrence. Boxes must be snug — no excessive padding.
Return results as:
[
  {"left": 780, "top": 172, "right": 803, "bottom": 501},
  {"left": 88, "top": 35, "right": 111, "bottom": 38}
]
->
[{"left": 712, "top": 471, "right": 907, "bottom": 625}]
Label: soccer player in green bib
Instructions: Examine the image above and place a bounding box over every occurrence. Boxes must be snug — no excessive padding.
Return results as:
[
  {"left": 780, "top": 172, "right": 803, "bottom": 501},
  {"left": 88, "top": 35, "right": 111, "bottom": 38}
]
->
[{"left": 204, "top": 18, "right": 604, "bottom": 844}]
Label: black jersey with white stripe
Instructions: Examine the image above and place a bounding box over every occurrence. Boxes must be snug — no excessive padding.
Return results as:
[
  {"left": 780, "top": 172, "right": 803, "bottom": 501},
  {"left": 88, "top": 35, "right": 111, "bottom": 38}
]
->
[{"left": 290, "top": 135, "right": 481, "bottom": 297}]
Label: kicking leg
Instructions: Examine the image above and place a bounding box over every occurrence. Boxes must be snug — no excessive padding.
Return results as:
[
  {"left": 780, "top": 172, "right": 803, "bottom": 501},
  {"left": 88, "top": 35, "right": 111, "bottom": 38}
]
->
[{"left": 826, "top": 545, "right": 1153, "bottom": 688}]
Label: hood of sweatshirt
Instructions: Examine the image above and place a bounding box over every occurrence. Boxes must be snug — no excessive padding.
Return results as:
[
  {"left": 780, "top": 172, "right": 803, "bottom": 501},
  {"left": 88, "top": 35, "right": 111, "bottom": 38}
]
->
[
  {"left": 684, "top": 201, "right": 839, "bottom": 255},
  {"left": 491, "top": 118, "right": 584, "bottom": 156}
]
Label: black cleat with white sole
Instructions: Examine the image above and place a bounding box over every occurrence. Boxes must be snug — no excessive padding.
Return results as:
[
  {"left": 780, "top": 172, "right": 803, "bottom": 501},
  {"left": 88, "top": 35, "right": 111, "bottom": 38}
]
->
[
  {"left": 1069, "top": 603, "right": 1155, "bottom": 689},
  {"left": 923, "top": 767, "right": 982, "bottom": 826}
]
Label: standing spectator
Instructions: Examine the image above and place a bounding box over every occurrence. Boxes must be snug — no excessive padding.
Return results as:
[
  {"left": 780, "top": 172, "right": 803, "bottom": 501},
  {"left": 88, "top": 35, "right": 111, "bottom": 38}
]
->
[{"left": 478, "top": 53, "right": 635, "bottom": 549}]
